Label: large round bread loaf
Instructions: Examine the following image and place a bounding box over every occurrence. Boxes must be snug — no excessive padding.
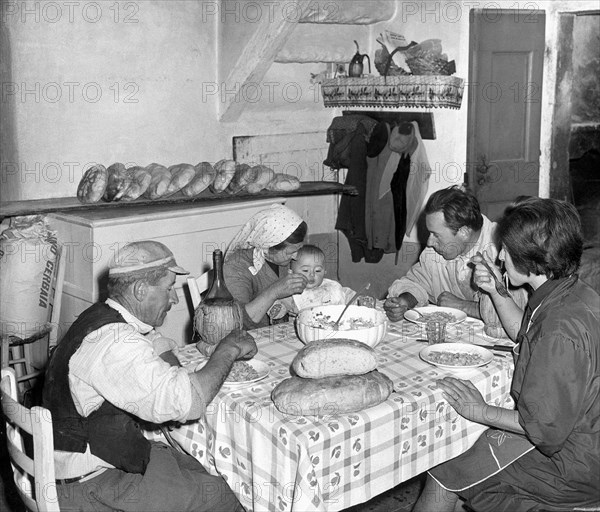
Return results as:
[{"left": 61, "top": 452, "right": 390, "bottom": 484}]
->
[
  {"left": 271, "top": 371, "right": 393, "bottom": 416},
  {"left": 292, "top": 338, "right": 377, "bottom": 378}
]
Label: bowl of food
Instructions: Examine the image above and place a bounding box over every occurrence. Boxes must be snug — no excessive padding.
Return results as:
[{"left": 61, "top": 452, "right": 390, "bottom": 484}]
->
[{"left": 296, "top": 304, "right": 388, "bottom": 348}]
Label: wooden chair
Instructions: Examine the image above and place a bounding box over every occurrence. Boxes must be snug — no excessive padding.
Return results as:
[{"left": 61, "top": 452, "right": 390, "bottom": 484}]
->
[
  {"left": 1, "top": 245, "right": 66, "bottom": 398},
  {"left": 1, "top": 367, "right": 59, "bottom": 512},
  {"left": 186, "top": 272, "right": 211, "bottom": 310}
]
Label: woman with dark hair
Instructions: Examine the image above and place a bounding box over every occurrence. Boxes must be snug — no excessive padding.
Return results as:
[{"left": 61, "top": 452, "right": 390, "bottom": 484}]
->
[
  {"left": 223, "top": 204, "right": 308, "bottom": 328},
  {"left": 413, "top": 198, "right": 600, "bottom": 512}
]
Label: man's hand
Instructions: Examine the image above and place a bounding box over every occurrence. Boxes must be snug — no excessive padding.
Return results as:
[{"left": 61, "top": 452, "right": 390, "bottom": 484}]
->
[
  {"left": 436, "top": 291, "right": 465, "bottom": 309},
  {"left": 383, "top": 293, "right": 416, "bottom": 322},
  {"left": 437, "top": 292, "right": 480, "bottom": 318},
  {"left": 219, "top": 329, "right": 258, "bottom": 360}
]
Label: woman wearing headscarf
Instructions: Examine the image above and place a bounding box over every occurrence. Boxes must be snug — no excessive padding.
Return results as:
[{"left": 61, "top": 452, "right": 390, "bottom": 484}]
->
[
  {"left": 413, "top": 197, "right": 600, "bottom": 512},
  {"left": 224, "top": 204, "right": 308, "bottom": 328}
]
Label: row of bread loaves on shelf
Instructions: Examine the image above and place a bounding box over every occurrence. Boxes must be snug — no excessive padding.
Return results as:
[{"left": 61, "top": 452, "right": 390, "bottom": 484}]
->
[{"left": 76, "top": 160, "right": 302, "bottom": 204}]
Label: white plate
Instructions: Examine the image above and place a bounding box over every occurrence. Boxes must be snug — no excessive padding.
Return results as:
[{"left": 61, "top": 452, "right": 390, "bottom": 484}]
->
[
  {"left": 224, "top": 359, "right": 270, "bottom": 386},
  {"left": 404, "top": 306, "right": 467, "bottom": 325},
  {"left": 420, "top": 343, "right": 493, "bottom": 369}
]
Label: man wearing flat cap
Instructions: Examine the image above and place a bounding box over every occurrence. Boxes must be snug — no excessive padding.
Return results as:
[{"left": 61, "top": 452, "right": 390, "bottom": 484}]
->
[{"left": 43, "top": 240, "right": 256, "bottom": 512}]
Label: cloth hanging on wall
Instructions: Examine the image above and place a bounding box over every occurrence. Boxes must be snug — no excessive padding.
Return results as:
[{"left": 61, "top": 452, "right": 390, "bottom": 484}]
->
[
  {"left": 365, "top": 120, "right": 431, "bottom": 261},
  {"left": 404, "top": 121, "right": 432, "bottom": 236},
  {"left": 391, "top": 153, "right": 411, "bottom": 255},
  {"left": 324, "top": 115, "right": 379, "bottom": 169},
  {"left": 330, "top": 118, "right": 387, "bottom": 263},
  {"left": 365, "top": 123, "right": 396, "bottom": 254}
]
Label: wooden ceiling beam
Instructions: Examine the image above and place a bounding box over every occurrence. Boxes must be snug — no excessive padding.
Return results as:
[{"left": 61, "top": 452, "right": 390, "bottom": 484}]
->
[{"left": 218, "top": 0, "right": 312, "bottom": 122}]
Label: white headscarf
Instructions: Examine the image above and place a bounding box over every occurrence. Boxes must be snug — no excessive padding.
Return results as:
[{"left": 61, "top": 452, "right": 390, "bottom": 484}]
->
[{"left": 225, "top": 204, "right": 304, "bottom": 275}]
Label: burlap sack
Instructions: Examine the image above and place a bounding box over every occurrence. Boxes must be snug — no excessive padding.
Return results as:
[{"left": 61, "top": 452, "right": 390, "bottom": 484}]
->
[{"left": 0, "top": 215, "right": 59, "bottom": 339}]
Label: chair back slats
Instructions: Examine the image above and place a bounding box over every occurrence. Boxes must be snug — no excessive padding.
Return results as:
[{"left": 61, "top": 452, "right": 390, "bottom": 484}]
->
[
  {"left": 1, "top": 368, "right": 60, "bottom": 512},
  {"left": 7, "top": 442, "right": 35, "bottom": 477},
  {"left": 187, "top": 272, "right": 211, "bottom": 310}
]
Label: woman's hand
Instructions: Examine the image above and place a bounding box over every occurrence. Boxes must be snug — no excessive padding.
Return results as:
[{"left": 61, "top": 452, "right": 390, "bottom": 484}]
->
[
  {"left": 470, "top": 251, "right": 502, "bottom": 296},
  {"left": 269, "top": 272, "right": 308, "bottom": 300},
  {"left": 436, "top": 377, "right": 486, "bottom": 422}
]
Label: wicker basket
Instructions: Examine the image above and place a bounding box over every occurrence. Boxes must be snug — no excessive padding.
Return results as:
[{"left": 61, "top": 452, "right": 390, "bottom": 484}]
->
[{"left": 321, "top": 75, "right": 464, "bottom": 110}]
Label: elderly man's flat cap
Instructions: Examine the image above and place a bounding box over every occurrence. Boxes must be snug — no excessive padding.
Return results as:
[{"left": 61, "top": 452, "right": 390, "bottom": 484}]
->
[{"left": 108, "top": 241, "right": 189, "bottom": 276}]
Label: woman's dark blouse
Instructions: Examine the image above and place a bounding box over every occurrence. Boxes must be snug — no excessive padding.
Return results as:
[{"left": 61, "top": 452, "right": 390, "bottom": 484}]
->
[{"left": 507, "top": 275, "right": 600, "bottom": 503}]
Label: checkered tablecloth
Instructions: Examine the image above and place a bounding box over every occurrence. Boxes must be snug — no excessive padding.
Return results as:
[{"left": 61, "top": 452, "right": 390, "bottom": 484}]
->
[{"left": 147, "top": 318, "right": 514, "bottom": 512}]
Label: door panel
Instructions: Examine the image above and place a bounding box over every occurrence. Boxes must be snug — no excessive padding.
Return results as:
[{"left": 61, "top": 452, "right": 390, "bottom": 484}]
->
[{"left": 468, "top": 9, "right": 545, "bottom": 221}]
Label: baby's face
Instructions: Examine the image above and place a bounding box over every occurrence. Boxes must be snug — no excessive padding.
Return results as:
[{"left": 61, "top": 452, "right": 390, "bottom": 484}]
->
[{"left": 291, "top": 254, "right": 325, "bottom": 289}]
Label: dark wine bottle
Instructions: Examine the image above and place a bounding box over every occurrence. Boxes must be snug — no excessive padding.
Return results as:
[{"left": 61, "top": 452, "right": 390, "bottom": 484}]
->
[{"left": 193, "top": 250, "right": 243, "bottom": 356}]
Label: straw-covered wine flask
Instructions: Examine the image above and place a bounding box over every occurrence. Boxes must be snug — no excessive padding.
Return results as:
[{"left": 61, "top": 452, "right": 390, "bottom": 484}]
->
[{"left": 193, "top": 249, "right": 243, "bottom": 356}]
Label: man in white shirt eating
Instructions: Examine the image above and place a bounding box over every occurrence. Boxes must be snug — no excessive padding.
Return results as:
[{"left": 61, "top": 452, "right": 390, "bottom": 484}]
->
[{"left": 384, "top": 186, "right": 523, "bottom": 331}]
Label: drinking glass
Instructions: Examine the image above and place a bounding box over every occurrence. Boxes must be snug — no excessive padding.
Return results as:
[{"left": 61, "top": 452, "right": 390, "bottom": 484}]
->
[
  {"left": 426, "top": 321, "right": 447, "bottom": 345},
  {"left": 357, "top": 295, "right": 376, "bottom": 308}
]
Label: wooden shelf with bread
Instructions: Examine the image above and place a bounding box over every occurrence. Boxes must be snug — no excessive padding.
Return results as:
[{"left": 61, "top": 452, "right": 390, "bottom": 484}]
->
[{"left": 0, "top": 164, "right": 358, "bottom": 220}]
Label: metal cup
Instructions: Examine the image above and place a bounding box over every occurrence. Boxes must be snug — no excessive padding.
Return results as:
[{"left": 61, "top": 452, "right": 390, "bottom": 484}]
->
[{"left": 425, "top": 321, "right": 447, "bottom": 345}]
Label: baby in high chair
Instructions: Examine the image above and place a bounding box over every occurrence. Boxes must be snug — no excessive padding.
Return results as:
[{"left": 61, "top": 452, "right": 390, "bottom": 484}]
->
[{"left": 268, "top": 244, "right": 355, "bottom": 321}]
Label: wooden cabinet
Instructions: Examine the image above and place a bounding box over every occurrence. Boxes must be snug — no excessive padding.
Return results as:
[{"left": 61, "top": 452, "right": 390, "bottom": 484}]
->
[{"left": 48, "top": 198, "right": 285, "bottom": 345}]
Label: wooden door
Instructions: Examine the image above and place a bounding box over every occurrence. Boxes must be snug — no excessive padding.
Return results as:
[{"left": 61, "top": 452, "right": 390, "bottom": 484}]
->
[{"left": 467, "top": 9, "right": 546, "bottom": 220}]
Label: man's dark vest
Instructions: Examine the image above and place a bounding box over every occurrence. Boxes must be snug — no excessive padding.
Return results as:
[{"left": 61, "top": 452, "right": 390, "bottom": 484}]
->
[{"left": 43, "top": 302, "right": 151, "bottom": 474}]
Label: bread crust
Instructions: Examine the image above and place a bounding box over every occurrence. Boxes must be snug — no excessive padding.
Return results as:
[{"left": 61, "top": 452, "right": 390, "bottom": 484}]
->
[
  {"left": 181, "top": 162, "right": 216, "bottom": 197},
  {"left": 165, "top": 164, "right": 196, "bottom": 196},
  {"left": 292, "top": 338, "right": 377, "bottom": 378},
  {"left": 211, "top": 159, "right": 237, "bottom": 193},
  {"left": 266, "top": 173, "right": 301, "bottom": 192},
  {"left": 272, "top": 370, "right": 393, "bottom": 416},
  {"left": 121, "top": 166, "right": 151, "bottom": 201},
  {"left": 143, "top": 163, "right": 171, "bottom": 200},
  {"left": 103, "top": 163, "right": 131, "bottom": 202},
  {"left": 77, "top": 164, "right": 108, "bottom": 204},
  {"left": 245, "top": 165, "right": 275, "bottom": 194}
]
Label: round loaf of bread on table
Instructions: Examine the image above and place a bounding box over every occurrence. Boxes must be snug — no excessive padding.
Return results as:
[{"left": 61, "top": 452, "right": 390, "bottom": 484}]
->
[
  {"left": 77, "top": 164, "right": 108, "bottom": 203},
  {"left": 271, "top": 370, "right": 393, "bottom": 416},
  {"left": 292, "top": 338, "right": 377, "bottom": 379}
]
